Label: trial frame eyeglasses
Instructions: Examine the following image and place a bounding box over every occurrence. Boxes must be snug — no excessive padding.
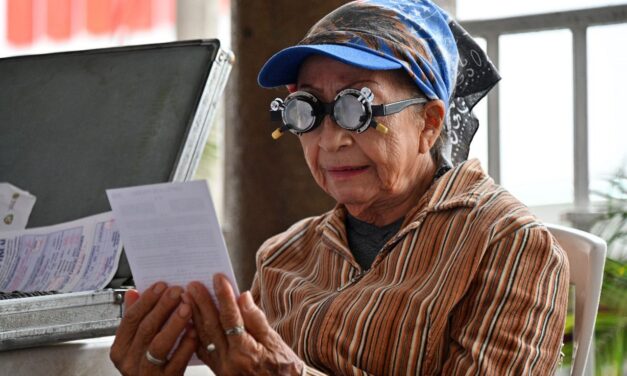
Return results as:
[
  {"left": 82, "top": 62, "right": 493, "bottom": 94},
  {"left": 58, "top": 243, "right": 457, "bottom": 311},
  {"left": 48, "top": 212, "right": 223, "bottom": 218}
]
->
[{"left": 269, "top": 87, "right": 428, "bottom": 139}]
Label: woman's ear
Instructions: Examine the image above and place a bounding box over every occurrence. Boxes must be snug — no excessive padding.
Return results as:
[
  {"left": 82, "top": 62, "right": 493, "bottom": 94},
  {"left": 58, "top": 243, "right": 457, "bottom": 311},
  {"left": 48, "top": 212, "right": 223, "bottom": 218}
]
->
[{"left": 418, "top": 99, "right": 445, "bottom": 154}]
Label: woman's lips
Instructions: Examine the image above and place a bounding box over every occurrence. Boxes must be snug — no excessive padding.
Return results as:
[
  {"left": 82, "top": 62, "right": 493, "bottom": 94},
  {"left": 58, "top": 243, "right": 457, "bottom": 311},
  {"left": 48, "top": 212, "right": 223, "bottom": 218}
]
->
[{"left": 325, "top": 165, "right": 369, "bottom": 179}]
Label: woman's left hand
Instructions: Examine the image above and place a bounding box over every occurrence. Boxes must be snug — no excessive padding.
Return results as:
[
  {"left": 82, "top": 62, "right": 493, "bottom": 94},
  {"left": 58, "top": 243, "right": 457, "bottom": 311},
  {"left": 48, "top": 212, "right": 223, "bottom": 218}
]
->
[{"left": 186, "top": 274, "right": 304, "bottom": 376}]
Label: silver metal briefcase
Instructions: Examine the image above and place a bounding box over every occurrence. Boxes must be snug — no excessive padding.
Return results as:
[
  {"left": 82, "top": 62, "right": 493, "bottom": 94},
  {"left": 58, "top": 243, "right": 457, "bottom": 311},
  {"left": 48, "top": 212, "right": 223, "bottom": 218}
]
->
[{"left": 0, "top": 39, "right": 233, "bottom": 351}]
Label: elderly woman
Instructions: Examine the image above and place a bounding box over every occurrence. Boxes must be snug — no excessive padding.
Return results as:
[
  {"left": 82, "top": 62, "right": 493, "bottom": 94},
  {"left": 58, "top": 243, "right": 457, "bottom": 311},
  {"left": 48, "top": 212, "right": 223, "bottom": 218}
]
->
[{"left": 110, "top": 1, "right": 569, "bottom": 375}]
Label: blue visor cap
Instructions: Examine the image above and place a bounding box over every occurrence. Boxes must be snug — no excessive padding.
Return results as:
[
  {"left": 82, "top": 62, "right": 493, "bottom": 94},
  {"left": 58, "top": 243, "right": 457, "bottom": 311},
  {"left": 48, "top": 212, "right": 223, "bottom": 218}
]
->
[
  {"left": 256, "top": 0, "right": 459, "bottom": 109},
  {"left": 258, "top": 44, "right": 403, "bottom": 88}
]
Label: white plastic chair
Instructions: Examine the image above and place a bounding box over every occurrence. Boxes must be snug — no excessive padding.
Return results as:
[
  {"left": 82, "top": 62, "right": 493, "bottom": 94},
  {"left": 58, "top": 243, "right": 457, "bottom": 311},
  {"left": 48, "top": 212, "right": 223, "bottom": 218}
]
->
[{"left": 546, "top": 224, "right": 607, "bottom": 376}]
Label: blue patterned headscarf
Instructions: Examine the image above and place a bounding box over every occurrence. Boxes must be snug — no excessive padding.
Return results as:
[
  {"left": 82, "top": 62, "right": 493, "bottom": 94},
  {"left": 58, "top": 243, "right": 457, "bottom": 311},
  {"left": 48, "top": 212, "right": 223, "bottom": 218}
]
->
[{"left": 258, "top": 0, "right": 500, "bottom": 166}]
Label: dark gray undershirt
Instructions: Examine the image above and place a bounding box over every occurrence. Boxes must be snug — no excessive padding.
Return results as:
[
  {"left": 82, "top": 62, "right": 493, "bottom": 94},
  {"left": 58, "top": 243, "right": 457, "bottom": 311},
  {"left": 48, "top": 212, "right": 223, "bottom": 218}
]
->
[{"left": 345, "top": 214, "right": 404, "bottom": 270}]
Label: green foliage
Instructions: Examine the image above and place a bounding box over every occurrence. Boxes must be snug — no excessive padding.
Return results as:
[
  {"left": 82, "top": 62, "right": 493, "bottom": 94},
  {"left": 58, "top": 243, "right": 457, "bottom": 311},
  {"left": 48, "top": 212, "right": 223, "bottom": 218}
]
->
[
  {"left": 593, "top": 258, "right": 627, "bottom": 374},
  {"left": 591, "top": 168, "right": 627, "bottom": 261},
  {"left": 563, "top": 168, "right": 627, "bottom": 374}
]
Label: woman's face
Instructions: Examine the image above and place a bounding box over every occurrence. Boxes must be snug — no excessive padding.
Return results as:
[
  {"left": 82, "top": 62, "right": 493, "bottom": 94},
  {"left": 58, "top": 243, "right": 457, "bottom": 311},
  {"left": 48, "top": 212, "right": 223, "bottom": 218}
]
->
[{"left": 296, "top": 55, "right": 442, "bottom": 220}]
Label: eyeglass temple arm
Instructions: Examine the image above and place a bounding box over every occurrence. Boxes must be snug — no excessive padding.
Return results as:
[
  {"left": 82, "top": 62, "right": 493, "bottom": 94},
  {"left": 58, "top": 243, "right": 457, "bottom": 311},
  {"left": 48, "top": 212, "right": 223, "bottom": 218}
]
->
[{"left": 371, "top": 97, "right": 428, "bottom": 116}]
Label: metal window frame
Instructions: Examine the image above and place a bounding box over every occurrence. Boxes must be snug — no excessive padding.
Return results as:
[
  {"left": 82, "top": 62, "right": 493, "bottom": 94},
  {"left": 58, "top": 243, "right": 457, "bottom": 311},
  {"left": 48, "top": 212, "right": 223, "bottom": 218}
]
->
[{"left": 461, "top": 5, "right": 627, "bottom": 210}]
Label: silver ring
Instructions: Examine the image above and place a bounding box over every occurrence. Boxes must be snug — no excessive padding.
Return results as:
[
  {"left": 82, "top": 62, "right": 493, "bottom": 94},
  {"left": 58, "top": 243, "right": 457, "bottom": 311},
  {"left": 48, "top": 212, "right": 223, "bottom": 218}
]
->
[
  {"left": 224, "top": 325, "right": 245, "bottom": 336},
  {"left": 145, "top": 350, "right": 166, "bottom": 366},
  {"left": 206, "top": 343, "right": 216, "bottom": 353}
]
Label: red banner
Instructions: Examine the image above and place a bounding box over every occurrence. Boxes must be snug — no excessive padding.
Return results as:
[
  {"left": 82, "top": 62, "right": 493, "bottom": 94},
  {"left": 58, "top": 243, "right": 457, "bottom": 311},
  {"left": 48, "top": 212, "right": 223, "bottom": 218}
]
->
[
  {"left": 47, "top": 0, "right": 72, "bottom": 40},
  {"left": 7, "top": 0, "right": 34, "bottom": 45},
  {"left": 5, "top": 0, "right": 177, "bottom": 46}
]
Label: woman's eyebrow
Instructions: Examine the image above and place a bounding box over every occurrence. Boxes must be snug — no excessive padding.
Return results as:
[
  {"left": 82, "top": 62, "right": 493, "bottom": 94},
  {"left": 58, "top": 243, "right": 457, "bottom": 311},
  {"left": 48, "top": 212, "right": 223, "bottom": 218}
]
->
[
  {"left": 341, "top": 80, "right": 381, "bottom": 91},
  {"left": 297, "top": 83, "right": 318, "bottom": 92}
]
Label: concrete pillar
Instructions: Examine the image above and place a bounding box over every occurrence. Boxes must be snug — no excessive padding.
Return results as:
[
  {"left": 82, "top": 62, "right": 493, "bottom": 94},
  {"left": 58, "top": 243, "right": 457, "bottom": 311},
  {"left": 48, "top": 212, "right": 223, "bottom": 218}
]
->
[{"left": 225, "top": 1, "right": 348, "bottom": 289}]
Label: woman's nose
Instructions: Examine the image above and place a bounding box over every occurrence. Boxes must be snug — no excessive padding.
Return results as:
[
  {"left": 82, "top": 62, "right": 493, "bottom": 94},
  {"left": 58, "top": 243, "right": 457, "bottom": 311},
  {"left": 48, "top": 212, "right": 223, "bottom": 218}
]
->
[{"left": 318, "top": 115, "right": 353, "bottom": 152}]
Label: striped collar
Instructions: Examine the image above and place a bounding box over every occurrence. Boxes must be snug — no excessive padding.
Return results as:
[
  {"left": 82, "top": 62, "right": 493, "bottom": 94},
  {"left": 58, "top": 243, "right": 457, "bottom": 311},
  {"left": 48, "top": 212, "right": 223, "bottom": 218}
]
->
[{"left": 407, "top": 158, "right": 489, "bottom": 216}]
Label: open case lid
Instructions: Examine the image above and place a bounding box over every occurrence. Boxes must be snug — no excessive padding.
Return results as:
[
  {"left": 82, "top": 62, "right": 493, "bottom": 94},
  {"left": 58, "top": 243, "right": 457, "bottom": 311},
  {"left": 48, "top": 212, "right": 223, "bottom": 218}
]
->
[{"left": 0, "top": 39, "right": 233, "bottom": 228}]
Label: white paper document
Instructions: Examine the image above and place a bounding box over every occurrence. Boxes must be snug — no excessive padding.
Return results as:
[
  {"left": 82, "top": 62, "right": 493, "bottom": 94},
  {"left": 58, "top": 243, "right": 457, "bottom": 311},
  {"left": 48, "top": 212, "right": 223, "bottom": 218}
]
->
[
  {"left": 0, "top": 183, "right": 37, "bottom": 232},
  {"left": 106, "top": 180, "right": 238, "bottom": 297},
  {"left": 0, "top": 212, "right": 123, "bottom": 292}
]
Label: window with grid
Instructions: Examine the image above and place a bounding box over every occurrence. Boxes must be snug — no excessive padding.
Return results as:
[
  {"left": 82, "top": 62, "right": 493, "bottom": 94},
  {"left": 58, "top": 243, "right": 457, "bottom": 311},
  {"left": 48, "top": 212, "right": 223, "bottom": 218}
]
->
[{"left": 458, "top": 0, "right": 627, "bottom": 225}]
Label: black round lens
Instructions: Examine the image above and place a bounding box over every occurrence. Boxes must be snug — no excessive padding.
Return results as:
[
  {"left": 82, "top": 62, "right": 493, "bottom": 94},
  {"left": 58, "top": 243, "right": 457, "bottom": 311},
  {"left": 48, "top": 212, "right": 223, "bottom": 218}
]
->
[
  {"left": 284, "top": 99, "right": 315, "bottom": 132},
  {"left": 334, "top": 95, "right": 366, "bottom": 130}
]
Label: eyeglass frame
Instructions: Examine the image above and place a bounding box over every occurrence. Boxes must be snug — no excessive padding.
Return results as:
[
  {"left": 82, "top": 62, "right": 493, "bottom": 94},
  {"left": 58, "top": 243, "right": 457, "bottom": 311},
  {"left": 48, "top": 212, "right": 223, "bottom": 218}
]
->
[{"left": 269, "top": 87, "right": 429, "bottom": 136}]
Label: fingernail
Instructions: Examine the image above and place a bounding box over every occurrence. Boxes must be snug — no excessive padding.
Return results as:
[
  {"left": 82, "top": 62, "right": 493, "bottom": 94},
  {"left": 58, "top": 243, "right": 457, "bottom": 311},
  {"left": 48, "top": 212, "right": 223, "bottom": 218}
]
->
[
  {"left": 169, "top": 287, "right": 182, "bottom": 299},
  {"left": 178, "top": 303, "right": 191, "bottom": 318},
  {"left": 187, "top": 282, "right": 198, "bottom": 296},
  {"left": 153, "top": 282, "right": 166, "bottom": 295},
  {"left": 181, "top": 292, "right": 191, "bottom": 304},
  {"left": 213, "top": 275, "right": 224, "bottom": 293},
  {"left": 242, "top": 291, "right": 255, "bottom": 311}
]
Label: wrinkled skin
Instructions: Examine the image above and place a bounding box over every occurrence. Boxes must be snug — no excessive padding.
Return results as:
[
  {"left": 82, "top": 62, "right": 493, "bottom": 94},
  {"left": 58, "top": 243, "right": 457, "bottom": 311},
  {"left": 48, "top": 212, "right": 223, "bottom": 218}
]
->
[
  {"left": 110, "top": 283, "right": 197, "bottom": 376},
  {"left": 187, "top": 274, "right": 303, "bottom": 376},
  {"left": 296, "top": 55, "right": 445, "bottom": 226},
  {"left": 110, "top": 276, "right": 303, "bottom": 376}
]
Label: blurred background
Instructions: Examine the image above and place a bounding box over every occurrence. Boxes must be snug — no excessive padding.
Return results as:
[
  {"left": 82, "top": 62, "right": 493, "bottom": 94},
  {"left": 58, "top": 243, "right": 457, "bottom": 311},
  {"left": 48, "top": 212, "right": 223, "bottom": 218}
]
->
[{"left": 1, "top": 1, "right": 625, "bottom": 374}]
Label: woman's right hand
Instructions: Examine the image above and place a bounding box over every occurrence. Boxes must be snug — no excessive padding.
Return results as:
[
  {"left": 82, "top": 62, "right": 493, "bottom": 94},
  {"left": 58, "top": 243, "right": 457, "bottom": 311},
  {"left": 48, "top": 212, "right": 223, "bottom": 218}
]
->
[{"left": 110, "top": 282, "right": 198, "bottom": 376}]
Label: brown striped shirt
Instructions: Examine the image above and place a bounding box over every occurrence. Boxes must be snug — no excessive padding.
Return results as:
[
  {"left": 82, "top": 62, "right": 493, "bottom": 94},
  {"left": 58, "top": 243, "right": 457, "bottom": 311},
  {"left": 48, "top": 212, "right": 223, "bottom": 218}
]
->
[{"left": 251, "top": 159, "right": 569, "bottom": 375}]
